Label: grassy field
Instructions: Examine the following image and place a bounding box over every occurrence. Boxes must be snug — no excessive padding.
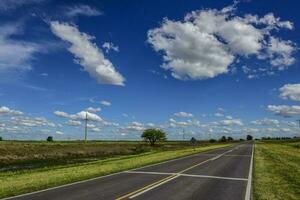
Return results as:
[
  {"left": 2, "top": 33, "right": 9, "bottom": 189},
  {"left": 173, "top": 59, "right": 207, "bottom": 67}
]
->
[
  {"left": 254, "top": 139, "right": 300, "bottom": 200},
  {"left": 0, "top": 140, "right": 198, "bottom": 171},
  {"left": 0, "top": 141, "right": 232, "bottom": 198}
]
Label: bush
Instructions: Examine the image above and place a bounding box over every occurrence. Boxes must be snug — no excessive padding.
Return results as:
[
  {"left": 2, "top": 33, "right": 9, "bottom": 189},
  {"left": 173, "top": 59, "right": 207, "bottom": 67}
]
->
[
  {"left": 141, "top": 129, "right": 166, "bottom": 146},
  {"left": 209, "top": 139, "right": 216, "bottom": 143},
  {"left": 47, "top": 136, "right": 53, "bottom": 142}
]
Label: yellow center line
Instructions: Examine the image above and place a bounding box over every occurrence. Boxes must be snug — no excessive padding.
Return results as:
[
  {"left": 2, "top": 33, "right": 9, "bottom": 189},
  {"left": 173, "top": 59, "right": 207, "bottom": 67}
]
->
[{"left": 115, "top": 147, "right": 233, "bottom": 200}]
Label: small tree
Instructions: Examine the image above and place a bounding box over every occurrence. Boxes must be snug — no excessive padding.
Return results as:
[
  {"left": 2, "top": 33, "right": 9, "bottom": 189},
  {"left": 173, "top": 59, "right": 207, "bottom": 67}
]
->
[
  {"left": 219, "top": 136, "right": 227, "bottom": 142},
  {"left": 246, "top": 135, "right": 253, "bottom": 141},
  {"left": 227, "top": 136, "right": 233, "bottom": 141},
  {"left": 0, "top": 136, "right": 2, "bottom": 141},
  {"left": 141, "top": 129, "right": 166, "bottom": 146},
  {"left": 47, "top": 136, "right": 53, "bottom": 142},
  {"left": 209, "top": 139, "right": 216, "bottom": 143},
  {"left": 190, "top": 137, "right": 197, "bottom": 145}
]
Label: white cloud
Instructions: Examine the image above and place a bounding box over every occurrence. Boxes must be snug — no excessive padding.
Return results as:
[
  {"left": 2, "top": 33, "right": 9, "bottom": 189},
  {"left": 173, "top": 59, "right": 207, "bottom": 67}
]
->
[
  {"left": 174, "top": 112, "right": 193, "bottom": 118},
  {"left": 267, "top": 37, "right": 295, "bottom": 68},
  {"left": 279, "top": 84, "right": 300, "bottom": 101},
  {"left": 56, "top": 131, "right": 64, "bottom": 135},
  {"left": 67, "top": 120, "right": 81, "bottom": 126},
  {"left": 0, "top": 23, "right": 40, "bottom": 74},
  {"left": 267, "top": 105, "right": 300, "bottom": 117},
  {"left": 214, "top": 112, "right": 224, "bottom": 117},
  {"left": 50, "top": 21, "right": 125, "bottom": 85},
  {"left": 54, "top": 110, "right": 102, "bottom": 121},
  {"left": 251, "top": 118, "right": 279, "bottom": 126},
  {"left": 10, "top": 116, "right": 55, "bottom": 127},
  {"left": 102, "top": 42, "right": 119, "bottom": 53},
  {"left": 101, "top": 100, "right": 111, "bottom": 106},
  {"left": 125, "top": 121, "right": 145, "bottom": 131},
  {"left": 85, "top": 107, "right": 101, "bottom": 113},
  {"left": 65, "top": 5, "right": 102, "bottom": 17},
  {"left": 0, "top": 106, "right": 23, "bottom": 115},
  {"left": 219, "top": 119, "right": 243, "bottom": 126},
  {"left": 148, "top": 5, "right": 295, "bottom": 80},
  {"left": 169, "top": 118, "right": 194, "bottom": 127}
]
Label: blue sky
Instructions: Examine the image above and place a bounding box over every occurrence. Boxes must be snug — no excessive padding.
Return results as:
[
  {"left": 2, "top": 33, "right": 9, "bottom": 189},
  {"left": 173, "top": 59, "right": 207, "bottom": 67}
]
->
[{"left": 0, "top": 0, "right": 300, "bottom": 140}]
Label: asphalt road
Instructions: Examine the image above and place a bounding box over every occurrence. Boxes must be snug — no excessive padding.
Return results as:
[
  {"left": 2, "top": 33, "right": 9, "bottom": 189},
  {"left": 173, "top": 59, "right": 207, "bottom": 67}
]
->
[{"left": 5, "top": 142, "right": 254, "bottom": 200}]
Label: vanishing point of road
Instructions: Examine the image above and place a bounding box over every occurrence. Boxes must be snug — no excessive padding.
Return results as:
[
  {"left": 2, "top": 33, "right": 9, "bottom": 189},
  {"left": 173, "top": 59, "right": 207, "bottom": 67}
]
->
[{"left": 4, "top": 142, "right": 254, "bottom": 200}]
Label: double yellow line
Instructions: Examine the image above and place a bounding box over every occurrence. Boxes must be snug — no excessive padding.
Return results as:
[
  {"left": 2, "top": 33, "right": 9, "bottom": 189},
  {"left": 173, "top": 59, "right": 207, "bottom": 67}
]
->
[{"left": 116, "top": 150, "right": 229, "bottom": 200}]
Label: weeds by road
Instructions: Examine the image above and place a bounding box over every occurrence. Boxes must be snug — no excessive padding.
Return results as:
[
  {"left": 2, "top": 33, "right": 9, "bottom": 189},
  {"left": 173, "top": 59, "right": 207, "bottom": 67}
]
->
[{"left": 254, "top": 139, "right": 300, "bottom": 200}]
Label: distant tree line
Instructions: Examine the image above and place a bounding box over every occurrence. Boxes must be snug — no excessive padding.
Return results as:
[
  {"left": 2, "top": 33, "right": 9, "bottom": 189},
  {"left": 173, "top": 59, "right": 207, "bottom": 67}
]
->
[{"left": 260, "top": 136, "right": 298, "bottom": 140}]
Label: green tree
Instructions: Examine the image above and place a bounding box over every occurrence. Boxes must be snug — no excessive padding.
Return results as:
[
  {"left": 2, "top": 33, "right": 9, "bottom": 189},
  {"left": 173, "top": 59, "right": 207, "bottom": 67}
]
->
[
  {"left": 0, "top": 136, "right": 2, "bottom": 141},
  {"left": 47, "top": 136, "right": 53, "bottom": 142},
  {"left": 209, "top": 139, "right": 216, "bottom": 143},
  {"left": 141, "top": 129, "right": 166, "bottom": 146},
  {"left": 247, "top": 135, "right": 253, "bottom": 140},
  {"left": 190, "top": 137, "right": 197, "bottom": 145},
  {"left": 227, "top": 136, "right": 233, "bottom": 141},
  {"left": 219, "top": 136, "right": 227, "bottom": 142}
]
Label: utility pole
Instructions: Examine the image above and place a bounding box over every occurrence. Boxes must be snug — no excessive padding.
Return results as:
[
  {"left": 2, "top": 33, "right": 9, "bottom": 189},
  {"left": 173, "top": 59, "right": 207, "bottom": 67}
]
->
[{"left": 84, "top": 113, "right": 88, "bottom": 142}]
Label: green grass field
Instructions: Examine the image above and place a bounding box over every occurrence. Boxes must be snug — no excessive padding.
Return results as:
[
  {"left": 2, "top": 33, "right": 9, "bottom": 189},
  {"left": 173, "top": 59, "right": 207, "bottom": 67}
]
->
[
  {"left": 0, "top": 141, "right": 231, "bottom": 198},
  {"left": 254, "top": 139, "right": 300, "bottom": 200}
]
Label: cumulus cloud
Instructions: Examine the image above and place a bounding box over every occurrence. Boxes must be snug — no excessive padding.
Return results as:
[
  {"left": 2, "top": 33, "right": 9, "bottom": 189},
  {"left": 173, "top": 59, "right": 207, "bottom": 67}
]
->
[
  {"left": 85, "top": 107, "right": 101, "bottom": 113},
  {"left": 174, "top": 112, "right": 193, "bottom": 118},
  {"left": 101, "top": 100, "right": 111, "bottom": 106},
  {"left": 65, "top": 5, "right": 102, "bottom": 17},
  {"left": 67, "top": 120, "right": 81, "bottom": 126},
  {"left": 11, "top": 117, "right": 55, "bottom": 127},
  {"left": 251, "top": 118, "right": 279, "bottom": 126},
  {"left": 102, "top": 42, "right": 119, "bottom": 53},
  {"left": 125, "top": 121, "right": 145, "bottom": 131},
  {"left": 148, "top": 5, "right": 295, "bottom": 80},
  {"left": 219, "top": 119, "right": 243, "bottom": 126},
  {"left": 0, "top": 106, "right": 23, "bottom": 115},
  {"left": 267, "top": 105, "right": 300, "bottom": 117},
  {"left": 54, "top": 110, "right": 102, "bottom": 121},
  {"left": 169, "top": 118, "right": 194, "bottom": 127},
  {"left": 50, "top": 21, "right": 125, "bottom": 85},
  {"left": 279, "top": 84, "right": 300, "bottom": 101},
  {"left": 0, "top": 23, "right": 40, "bottom": 74},
  {"left": 266, "top": 37, "right": 295, "bottom": 68}
]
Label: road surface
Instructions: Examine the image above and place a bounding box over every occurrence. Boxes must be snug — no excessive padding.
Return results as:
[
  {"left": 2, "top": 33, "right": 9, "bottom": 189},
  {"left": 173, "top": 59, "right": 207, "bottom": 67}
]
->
[{"left": 4, "top": 142, "right": 254, "bottom": 200}]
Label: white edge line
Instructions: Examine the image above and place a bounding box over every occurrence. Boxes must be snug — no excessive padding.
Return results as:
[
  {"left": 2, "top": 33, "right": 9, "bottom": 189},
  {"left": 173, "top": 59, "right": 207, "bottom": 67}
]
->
[
  {"left": 129, "top": 175, "right": 180, "bottom": 199},
  {"left": 245, "top": 143, "right": 254, "bottom": 200},
  {"left": 1, "top": 145, "right": 234, "bottom": 200}
]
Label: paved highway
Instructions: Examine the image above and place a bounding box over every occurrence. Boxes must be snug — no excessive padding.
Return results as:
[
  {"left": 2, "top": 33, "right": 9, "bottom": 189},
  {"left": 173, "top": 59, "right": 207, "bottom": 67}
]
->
[{"left": 4, "top": 142, "right": 254, "bottom": 200}]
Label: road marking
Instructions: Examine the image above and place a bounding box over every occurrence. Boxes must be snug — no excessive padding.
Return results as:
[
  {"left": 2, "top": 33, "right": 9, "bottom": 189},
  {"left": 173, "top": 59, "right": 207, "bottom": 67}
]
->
[
  {"left": 200, "top": 154, "right": 251, "bottom": 157},
  {"left": 116, "top": 147, "right": 236, "bottom": 200},
  {"left": 125, "top": 171, "right": 175, "bottom": 176},
  {"left": 245, "top": 143, "right": 254, "bottom": 200},
  {"left": 179, "top": 173, "right": 248, "bottom": 181},
  {"left": 115, "top": 174, "right": 179, "bottom": 200},
  {"left": 125, "top": 171, "right": 248, "bottom": 181},
  {"left": 2, "top": 145, "right": 234, "bottom": 200}
]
